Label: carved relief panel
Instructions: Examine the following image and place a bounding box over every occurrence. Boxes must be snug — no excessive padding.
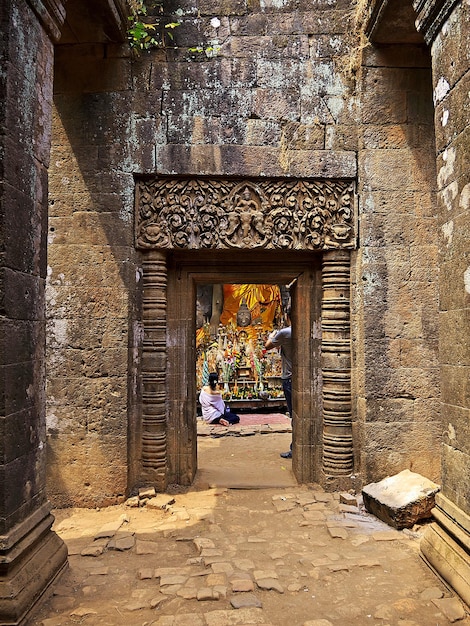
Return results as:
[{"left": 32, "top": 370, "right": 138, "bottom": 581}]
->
[{"left": 136, "top": 178, "right": 356, "bottom": 251}]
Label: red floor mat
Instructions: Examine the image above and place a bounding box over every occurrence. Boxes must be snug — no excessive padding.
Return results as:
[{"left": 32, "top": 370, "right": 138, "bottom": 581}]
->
[{"left": 238, "top": 413, "right": 290, "bottom": 426}]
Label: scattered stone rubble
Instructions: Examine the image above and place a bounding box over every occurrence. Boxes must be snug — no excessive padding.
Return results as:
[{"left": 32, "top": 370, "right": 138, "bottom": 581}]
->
[{"left": 35, "top": 485, "right": 469, "bottom": 625}]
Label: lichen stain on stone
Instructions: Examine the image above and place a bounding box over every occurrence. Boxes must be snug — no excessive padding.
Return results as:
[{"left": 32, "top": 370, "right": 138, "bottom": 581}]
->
[
  {"left": 441, "top": 181, "right": 458, "bottom": 212},
  {"left": 437, "top": 146, "right": 456, "bottom": 190},
  {"left": 459, "top": 183, "right": 470, "bottom": 210},
  {"left": 260, "top": 0, "right": 289, "bottom": 9},
  {"left": 464, "top": 267, "right": 470, "bottom": 295},
  {"left": 441, "top": 220, "right": 454, "bottom": 247},
  {"left": 433, "top": 77, "right": 450, "bottom": 105},
  {"left": 119, "top": 183, "right": 135, "bottom": 224},
  {"left": 441, "top": 109, "right": 449, "bottom": 127},
  {"left": 46, "top": 412, "right": 60, "bottom": 432}
]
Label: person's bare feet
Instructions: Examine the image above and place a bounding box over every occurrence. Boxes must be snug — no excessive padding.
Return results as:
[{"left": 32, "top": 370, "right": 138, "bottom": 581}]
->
[{"left": 219, "top": 418, "right": 230, "bottom": 427}]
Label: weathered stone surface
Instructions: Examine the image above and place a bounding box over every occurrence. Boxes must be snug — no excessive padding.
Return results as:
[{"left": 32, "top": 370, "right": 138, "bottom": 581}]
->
[
  {"left": 107, "top": 534, "right": 135, "bottom": 551},
  {"left": 135, "top": 539, "right": 160, "bottom": 555},
  {"left": 339, "top": 492, "right": 358, "bottom": 506},
  {"left": 362, "top": 470, "right": 440, "bottom": 529},
  {"left": 146, "top": 494, "right": 176, "bottom": 509},
  {"left": 80, "top": 544, "right": 104, "bottom": 557},
  {"left": 432, "top": 597, "right": 466, "bottom": 623},
  {"left": 230, "top": 592, "right": 263, "bottom": 609},
  {"left": 327, "top": 527, "right": 348, "bottom": 539},
  {"left": 256, "top": 578, "right": 284, "bottom": 592},
  {"left": 196, "top": 587, "right": 219, "bottom": 601}
]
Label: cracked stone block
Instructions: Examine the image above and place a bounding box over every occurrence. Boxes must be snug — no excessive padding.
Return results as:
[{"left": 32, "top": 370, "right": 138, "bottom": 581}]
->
[{"left": 362, "top": 469, "right": 440, "bottom": 530}]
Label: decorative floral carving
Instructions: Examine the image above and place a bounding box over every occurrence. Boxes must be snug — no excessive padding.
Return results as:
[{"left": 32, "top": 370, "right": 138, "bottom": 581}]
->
[{"left": 136, "top": 177, "right": 355, "bottom": 250}]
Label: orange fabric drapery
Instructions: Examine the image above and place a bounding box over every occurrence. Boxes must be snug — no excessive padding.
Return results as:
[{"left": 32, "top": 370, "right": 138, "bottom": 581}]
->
[{"left": 219, "top": 284, "right": 281, "bottom": 330}]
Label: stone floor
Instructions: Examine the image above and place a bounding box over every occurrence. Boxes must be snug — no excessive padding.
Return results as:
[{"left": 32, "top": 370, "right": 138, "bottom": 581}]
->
[{"left": 30, "top": 431, "right": 470, "bottom": 626}]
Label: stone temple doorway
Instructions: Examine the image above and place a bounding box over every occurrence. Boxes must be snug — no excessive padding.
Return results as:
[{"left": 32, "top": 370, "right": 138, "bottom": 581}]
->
[
  {"left": 166, "top": 250, "right": 321, "bottom": 488},
  {"left": 135, "top": 177, "right": 356, "bottom": 493}
]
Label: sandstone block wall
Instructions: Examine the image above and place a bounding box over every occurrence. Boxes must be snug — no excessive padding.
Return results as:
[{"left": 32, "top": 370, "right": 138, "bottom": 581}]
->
[
  {"left": 430, "top": 2, "right": 470, "bottom": 516},
  {"left": 47, "top": 44, "right": 138, "bottom": 507},
  {"left": 355, "top": 42, "right": 441, "bottom": 482},
  {"left": 46, "top": 0, "right": 442, "bottom": 504}
]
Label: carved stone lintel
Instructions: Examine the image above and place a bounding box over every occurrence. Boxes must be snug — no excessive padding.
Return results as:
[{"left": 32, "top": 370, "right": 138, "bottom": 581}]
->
[
  {"left": 321, "top": 250, "right": 353, "bottom": 477},
  {"left": 136, "top": 178, "right": 356, "bottom": 252}
]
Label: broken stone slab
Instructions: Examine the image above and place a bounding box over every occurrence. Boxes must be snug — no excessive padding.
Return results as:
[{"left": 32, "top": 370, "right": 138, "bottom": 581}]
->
[
  {"left": 205, "top": 608, "right": 265, "bottom": 625},
  {"left": 107, "top": 533, "right": 135, "bottom": 551},
  {"left": 327, "top": 527, "right": 348, "bottom": 539},
  {"left": 94, "top": 518, "right": 125, "bottom": 538},
  {"left": 231, "top": 577, "right": 255, "bottom": 592},
  {"left": 193, "top": 537, "right": 216, "bottom": 552},
  {"left": 69, "top": 607, "right": 98, "bottom": 617},
  {"left": 177, "top": 587, "right": 198, "bottom": 600},
  {"left": 80, "top": 544, "right": 104, "bottom": 557},
  {"left": 230, "top": 592, "right": 263, "bottom": 609},
  {"left": 421, "top": 586, "right": 444, "bottom": 601},
  {"left": 125, "top": 496, "right": 140, "bottom": 507},
  {"left": 362, "top": 469, "right": 440, "bottom": 530},
  {"left": 197, "top": 587, "right": 220, "bottom": 601},
  {"left": 339, "top": 492, "right": 358, "bottom": 506},
  {"left": 432, "top": 597, "right": 467, "bottom": 622},
  {"left": 135, "top": 539, "right": 160, "bottom": 554},
  {"left": 150, "top": 594, "right": 168, "bottom": 609},
  {"left": 146, "top": 494, "right": 176, "bottom": 509},
  {"left": 138, "top": 568, "right": 154, "bottom": 580},
  {"left": 160, "top": 574, "right": 188, "bottom": 586},
  {"left": 139, "top": 486, "right": 156, "bottom": 499},
  {"left": 238, "top": 428, "right": 257, "bottom": 436},
  {"left": 273, "top": 499, "right": 297, "bottom": 512},
  {"left": 338, "top": 503, "right": 360, "bottom": 514},
  {"left": 214, "top": 584, "right": 228, "bottom": 599},
  {"left": 256, "top": 578, "right": 284, "bottom": 592},
  {"left": 125, "top": 600, "right": 149, "bottom": 611}
]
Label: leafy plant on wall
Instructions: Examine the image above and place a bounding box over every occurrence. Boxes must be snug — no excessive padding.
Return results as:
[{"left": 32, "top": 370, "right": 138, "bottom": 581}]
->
[{"left": 127, "top": 0, "right": 180, "bottom": 51}]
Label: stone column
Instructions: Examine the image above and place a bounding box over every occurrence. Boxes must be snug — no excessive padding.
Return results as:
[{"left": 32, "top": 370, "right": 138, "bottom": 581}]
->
[
  {"left": 0, "top": 1, "right": 67, "bottom": 623},
  {"left": 321, "top": 250, "right": 353, "bottom": 488},
  {"left": 141, "top": 251, "right": 168, "bottom": 490}
]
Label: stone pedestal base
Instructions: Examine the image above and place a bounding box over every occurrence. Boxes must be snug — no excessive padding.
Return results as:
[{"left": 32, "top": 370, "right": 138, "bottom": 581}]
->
[
  {"left": 0, "top": 503, "right": 68, "bottom": 625},
  {"left": 421, "top": 493, "right": 470, "bottom": 606}
]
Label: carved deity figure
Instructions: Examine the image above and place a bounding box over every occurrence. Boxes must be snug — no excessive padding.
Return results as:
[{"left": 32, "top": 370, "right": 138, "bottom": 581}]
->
[{"left": 224, "top": 185, "right": 269, "bottom": 247}]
